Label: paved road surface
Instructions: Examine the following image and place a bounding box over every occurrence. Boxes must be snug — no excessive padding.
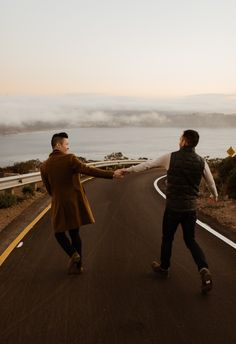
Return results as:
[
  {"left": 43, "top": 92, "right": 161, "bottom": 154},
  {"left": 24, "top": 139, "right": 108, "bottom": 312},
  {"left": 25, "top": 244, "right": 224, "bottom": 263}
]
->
[{"left": 0, "top": 169, "right": 235, "bottom": 344}]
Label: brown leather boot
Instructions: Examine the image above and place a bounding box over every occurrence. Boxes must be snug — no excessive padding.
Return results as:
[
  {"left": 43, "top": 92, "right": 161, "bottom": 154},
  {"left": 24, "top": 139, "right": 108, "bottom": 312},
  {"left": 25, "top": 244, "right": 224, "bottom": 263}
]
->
[
  {"left": 151, "top": 261, "right": 169, "bottom": 278},
  {"left": 68, "top": 252, "right": 81, "bottom": 275}
]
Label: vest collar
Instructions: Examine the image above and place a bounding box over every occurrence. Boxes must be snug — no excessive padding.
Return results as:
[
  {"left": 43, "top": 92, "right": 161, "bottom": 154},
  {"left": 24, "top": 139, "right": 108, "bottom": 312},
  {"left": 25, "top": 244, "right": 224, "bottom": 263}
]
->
[{"left": 180, "top": 146, "right": 195, "bottom": 153}]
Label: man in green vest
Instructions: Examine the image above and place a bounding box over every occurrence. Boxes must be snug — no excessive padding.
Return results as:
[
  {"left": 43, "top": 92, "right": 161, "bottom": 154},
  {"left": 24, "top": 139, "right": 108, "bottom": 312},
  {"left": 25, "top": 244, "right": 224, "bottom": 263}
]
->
[{"left": 121, "top": 129, "right": 218, "bottom": 294}]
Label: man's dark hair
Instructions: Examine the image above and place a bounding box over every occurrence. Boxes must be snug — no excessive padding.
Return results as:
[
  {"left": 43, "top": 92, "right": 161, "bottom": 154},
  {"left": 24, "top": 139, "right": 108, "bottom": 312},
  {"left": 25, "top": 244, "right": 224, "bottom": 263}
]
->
[
  {"left": 51, "top": 132, "right": 68, "bottom": 148},
  {"left": 182, "top": 129, "right": 199, "bottom": 147}
]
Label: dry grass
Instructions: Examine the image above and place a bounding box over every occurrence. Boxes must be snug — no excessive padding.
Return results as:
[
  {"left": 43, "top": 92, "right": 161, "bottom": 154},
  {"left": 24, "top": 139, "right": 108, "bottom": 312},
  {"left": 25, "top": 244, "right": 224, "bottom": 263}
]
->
[{"left": 0, "top": 190, "right": 47, "bottom": 232}]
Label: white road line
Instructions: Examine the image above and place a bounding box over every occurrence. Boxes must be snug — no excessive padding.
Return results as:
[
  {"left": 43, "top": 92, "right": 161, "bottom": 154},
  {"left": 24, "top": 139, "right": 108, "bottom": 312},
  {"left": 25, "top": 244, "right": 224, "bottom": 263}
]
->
[{"left": 154, "top": 175, "right": 236, "bottom": 250}]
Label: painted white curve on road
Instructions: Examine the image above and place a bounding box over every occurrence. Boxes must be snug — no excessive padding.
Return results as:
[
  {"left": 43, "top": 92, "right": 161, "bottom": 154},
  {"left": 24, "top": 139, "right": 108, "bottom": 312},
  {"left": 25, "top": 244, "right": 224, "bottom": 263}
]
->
[{"left": 154, "top": 175, "right": 236, "bottom": 250}]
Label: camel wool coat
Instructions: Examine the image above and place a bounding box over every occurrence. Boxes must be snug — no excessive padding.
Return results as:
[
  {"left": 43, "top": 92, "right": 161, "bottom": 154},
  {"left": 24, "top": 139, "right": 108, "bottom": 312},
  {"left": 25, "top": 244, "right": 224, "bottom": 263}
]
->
[{"left": 40, "top": 150, "right": 114, "bottom": 232}]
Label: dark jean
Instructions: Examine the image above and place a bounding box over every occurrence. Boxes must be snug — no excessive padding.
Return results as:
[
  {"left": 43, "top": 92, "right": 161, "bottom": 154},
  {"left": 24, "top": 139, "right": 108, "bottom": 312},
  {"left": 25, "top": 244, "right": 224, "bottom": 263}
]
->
[
  {"left": 55, "top": 228, "right": 82, "bottom": 260},
  {"left": 160, "top": 207, "right": 208, "bottom": 271}
]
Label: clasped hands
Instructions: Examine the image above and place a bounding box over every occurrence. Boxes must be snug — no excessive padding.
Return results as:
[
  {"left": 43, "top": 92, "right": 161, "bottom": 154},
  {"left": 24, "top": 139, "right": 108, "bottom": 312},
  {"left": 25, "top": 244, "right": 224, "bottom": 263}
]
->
[{"left": 113, "top": 168, "right": 129, "bottom": 179}]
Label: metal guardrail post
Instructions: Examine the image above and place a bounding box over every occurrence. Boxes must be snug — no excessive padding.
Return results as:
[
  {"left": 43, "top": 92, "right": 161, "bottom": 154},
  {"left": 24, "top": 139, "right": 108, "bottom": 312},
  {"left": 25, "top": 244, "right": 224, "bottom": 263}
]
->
[
  {"left": 31, "top": 183, "right": 38, "bottom": 191},
  {"left": 5, "top": 188, "right": 14, "bottom": 195}
]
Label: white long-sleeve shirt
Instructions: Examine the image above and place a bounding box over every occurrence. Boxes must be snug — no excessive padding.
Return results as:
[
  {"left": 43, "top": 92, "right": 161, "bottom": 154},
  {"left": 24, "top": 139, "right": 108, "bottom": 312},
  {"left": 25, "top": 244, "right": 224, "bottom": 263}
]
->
[{"left": 126, "top": 153, "right": 218, "bottom": 198}]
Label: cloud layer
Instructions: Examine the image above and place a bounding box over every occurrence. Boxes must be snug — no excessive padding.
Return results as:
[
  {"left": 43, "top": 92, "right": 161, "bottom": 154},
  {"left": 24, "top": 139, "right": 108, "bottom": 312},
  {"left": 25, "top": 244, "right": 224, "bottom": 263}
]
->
[{"left": 0, "top": 94, "right": 236, "bottom": 134}]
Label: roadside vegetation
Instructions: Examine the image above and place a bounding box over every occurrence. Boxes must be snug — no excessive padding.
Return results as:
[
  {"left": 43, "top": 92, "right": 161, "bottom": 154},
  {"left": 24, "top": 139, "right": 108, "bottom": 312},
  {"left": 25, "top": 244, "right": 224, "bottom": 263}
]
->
[
  {"left": 0, "top": 159, "right": 46, "bottom": 208},
  {"left": 0, "top": 185, "right": 44, "bottom": 209},
  {"left": 206, "top": 156, "right": 236, "bottom": 200},
  {"left": 0, "top": 155, "right": 236, "bottom": 209},
  {"left": 0, "top": 193, "right": 18, "bottom": 208},
  {"left": 0, "top": 159, "right": 41, "bottom": 176}
]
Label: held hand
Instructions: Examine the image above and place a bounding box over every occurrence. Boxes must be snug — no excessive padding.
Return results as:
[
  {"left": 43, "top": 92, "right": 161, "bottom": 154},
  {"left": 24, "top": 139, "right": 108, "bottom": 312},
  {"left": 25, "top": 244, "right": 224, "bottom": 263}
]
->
[
  {"left": 113, "top": 168, "right": 131, "bottom": 179},
  {"left": 113, "top": 169, "right": 125, "bottom": 179},
  {"left": 121, "top": 168, "right": 130, "bottom": 175}
]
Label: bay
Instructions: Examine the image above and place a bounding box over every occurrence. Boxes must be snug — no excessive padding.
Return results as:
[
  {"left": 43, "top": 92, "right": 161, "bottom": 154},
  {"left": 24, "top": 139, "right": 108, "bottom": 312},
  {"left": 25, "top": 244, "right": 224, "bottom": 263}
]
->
[{"left": 0, "top": 127, "right": 235, "bottom": 167}]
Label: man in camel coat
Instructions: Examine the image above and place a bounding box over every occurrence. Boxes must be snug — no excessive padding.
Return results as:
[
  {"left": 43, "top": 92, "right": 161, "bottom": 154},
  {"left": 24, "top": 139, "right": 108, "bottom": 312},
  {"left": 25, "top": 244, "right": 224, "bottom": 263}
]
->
[{"left": 40, "top": 132, "right": 122, "bottom": 274}]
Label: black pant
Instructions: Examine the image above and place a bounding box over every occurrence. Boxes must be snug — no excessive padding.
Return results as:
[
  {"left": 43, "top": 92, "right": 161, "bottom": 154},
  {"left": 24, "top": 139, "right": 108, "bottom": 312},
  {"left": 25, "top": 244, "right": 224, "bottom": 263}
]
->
[
  {"left": 160, "top": 208, "right": 208, "bottom": 271},
  {"left": 55, "top": 228, "right": 82, "bottom": 261}
]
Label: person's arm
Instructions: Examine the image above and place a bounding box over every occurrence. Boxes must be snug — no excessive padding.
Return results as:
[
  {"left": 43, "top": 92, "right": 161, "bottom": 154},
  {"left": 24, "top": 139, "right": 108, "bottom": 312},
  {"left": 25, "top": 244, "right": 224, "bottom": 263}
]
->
[
  {"left": 70, "top": 155, "right": 115, "bottom": 179},
  {"left": 203, "top": 161, "right": 218, "bottom": 201},
  {"left": 40, "top": 165, "right": 52, "bottom": 196},
  {"left": 124, "top": 153, "right": 171, "bottom": 173}
]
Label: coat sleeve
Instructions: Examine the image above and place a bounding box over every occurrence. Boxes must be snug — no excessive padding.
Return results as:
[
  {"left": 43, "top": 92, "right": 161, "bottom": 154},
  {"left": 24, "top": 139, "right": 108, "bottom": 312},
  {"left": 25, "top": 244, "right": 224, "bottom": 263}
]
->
[
  {"left": 40, "top": 164, "right": 52, "bottom": 196},
  {"left": 70, "top": 155, "right": 114, "bottom": 179},
  {"left": 125, "top": 153, "right": 171, "bottom": 173}
]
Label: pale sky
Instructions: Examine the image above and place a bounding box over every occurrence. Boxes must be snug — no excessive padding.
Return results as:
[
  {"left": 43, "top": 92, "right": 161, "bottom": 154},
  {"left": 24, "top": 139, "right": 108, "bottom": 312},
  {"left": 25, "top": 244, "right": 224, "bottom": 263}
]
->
[{"left": 1, "top": 0, "right": 236, "bottom": 97}]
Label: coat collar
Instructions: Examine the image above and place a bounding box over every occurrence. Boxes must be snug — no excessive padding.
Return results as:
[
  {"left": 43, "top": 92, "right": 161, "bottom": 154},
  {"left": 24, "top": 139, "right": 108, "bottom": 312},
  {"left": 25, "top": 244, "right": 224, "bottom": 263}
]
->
[{"left": 49, "top": 149, "right": 66, "bottom": 157}]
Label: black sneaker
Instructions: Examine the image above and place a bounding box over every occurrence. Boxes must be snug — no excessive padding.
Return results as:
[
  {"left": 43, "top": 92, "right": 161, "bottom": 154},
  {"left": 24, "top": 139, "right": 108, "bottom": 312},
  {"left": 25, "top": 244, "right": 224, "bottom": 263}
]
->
[
  {"left": 200, "top": 268, "right": 213, "bottom": 294},
  {"left": 151, "top": 261, "right": 169, "bottom": 278}
]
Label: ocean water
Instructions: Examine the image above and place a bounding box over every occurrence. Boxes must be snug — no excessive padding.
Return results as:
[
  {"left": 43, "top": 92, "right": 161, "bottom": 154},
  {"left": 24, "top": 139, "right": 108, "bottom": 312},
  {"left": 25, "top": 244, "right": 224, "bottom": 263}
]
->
[{"left": 0, "top": 127, "right": 235, "bottom": 167}]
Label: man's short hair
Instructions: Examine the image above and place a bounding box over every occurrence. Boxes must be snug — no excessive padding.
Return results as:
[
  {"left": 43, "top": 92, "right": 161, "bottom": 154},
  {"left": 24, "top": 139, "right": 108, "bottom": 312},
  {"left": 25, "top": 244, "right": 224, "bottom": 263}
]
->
[
  {"left": 182, "top": 130, "right": 199, "bottom": 147},
  {"left": 51, "top": 132, "right": 68, "bottom": 148}
]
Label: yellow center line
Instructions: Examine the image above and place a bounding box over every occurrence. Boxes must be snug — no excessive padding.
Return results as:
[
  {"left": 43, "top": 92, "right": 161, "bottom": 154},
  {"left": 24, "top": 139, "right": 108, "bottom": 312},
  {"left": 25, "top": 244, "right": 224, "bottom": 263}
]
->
[
  {"left": 0, "top": 204, "right": 51, "bottom": 266},
  {"left": 0, "top": 177, "right": 94, "bottom": 266}
]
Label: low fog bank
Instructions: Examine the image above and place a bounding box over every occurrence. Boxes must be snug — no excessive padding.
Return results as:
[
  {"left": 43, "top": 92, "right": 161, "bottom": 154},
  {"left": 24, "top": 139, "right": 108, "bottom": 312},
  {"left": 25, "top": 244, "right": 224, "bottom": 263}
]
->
[
  {"left": 1, "top": 111, "right": 236, "bottom": 135},
  {"left": 0, "top": 94, "right": 236, "bottom": 134}
]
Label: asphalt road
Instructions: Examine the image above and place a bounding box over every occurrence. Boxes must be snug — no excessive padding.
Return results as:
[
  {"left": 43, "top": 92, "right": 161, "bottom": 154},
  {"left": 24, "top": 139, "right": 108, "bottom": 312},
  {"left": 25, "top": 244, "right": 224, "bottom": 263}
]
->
[{"left": 0, "top": 169, "right": 235, "bottom": 344}]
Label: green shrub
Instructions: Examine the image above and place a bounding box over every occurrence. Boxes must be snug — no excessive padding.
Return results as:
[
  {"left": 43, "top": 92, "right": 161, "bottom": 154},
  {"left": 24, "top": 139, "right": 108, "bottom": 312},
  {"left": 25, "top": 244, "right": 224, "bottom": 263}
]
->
[
  {"left": 22, "top": 185, "right": 35, "bottom": 196},
  {"left": 218, "top": 156, "right": 236, "bottom": 179},
  {"left": 227, "top": 167, "right": 236, "bottom": 199},
  {"left": 0, "top": 194, "right": 17, "bottom": 208},
  {"left": 16, "top": 196, "right": 25, "bottom": 202},
  {"left": 0, "top": 159, "right": 42, "bottom": 175},
  {"left": 216, "top": 157, "right": 236, "bottom": 198},
  {"left": 12, "top": 159, "right": 41, "bottom": 174},
  {"left": 206, "top": 158, "right": 223, "bottom": 174}
]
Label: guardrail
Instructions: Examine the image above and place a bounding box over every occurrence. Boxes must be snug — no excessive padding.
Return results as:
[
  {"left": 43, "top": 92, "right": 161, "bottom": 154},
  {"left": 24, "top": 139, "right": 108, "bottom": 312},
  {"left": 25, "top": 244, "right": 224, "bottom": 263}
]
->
[{"left": 0, "top": 159, "right": 146, "bottom": 194}]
